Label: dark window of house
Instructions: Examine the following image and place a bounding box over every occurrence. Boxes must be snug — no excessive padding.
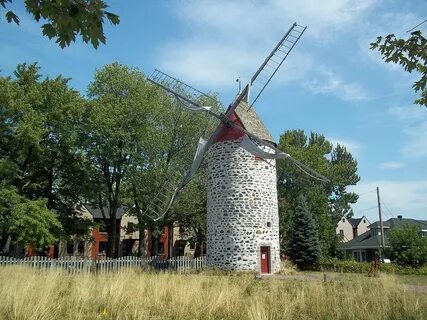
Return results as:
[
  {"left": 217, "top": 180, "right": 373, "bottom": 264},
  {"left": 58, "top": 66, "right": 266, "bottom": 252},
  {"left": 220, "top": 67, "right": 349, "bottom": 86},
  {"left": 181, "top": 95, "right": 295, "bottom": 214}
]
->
[
  {"left": 122, "top": 239, "right": 135, "bottom": 256},
  {"left": 267, "top": 222, "right": 271, "bottom": 227},
  {"left": 174, "top": 240, "right": 185, "bottom": 256},
  {"left": 158, "top": 242, "right": 165, "bottom": 255},
  {"left": 99, "top": 242, "right": 108, "bottom": 255},
  {"left": 363, "top": 219, "right": 366, "bottom": 223},
  {"left": 339, "top": 230, "right": 344, "bottom": 237},
  {"left": 77, "top": 241, "right": 85, "bottom": 254},
  {"left": 342, "top": 218, "right": 345, "bottom": 222},
  {"left": 66, "top": 242, "right": 74, "bottom": 255},
  {"left": 189, "top": 242, "right": 195, "bottom": 250}
]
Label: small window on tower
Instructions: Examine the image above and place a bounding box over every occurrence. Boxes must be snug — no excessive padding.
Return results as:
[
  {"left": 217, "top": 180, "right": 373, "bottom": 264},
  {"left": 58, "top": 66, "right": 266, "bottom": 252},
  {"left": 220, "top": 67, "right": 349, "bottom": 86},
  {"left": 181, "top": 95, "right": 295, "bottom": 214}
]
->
[{"left": 267, "top": 222, "right": 271, "bottom": 227}]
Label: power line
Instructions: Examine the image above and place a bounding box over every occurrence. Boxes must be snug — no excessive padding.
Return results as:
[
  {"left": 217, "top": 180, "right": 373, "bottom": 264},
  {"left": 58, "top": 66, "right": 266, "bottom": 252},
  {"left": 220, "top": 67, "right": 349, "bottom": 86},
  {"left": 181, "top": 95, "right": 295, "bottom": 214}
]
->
[
  {"left": 407, "top": 19, "right": 427, "bottom": 32},
  {"left": 357, "top": 189, "right": 376, "bottom": 197},
  {"left": 358, "top": 205, "right": 378, "bottom": 212},
  {"left": 381, "top": 200, "right": 396, "bottom": 219}
]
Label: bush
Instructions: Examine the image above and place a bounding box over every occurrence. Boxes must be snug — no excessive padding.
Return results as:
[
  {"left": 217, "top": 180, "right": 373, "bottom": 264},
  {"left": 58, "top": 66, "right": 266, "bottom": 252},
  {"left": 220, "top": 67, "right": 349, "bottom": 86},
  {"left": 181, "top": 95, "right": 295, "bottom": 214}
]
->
[{"left": 320, "top": 258, "right": 427, "bottom": 275}]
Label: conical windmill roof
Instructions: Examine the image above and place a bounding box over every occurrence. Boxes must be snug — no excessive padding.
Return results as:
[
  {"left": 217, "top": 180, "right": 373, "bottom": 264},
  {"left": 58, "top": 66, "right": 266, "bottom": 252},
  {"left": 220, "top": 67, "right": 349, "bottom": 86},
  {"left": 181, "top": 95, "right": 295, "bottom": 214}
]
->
[{"left": 234, "top": 100, "right": 275, "bottom": 144}]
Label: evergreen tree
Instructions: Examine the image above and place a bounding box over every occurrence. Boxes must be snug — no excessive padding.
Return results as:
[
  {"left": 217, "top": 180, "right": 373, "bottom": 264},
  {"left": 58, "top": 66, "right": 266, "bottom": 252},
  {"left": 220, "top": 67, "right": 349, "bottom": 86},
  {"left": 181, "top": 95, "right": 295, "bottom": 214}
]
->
[{"left": 288, "top": 194, "right": 321, "bottom": 270}]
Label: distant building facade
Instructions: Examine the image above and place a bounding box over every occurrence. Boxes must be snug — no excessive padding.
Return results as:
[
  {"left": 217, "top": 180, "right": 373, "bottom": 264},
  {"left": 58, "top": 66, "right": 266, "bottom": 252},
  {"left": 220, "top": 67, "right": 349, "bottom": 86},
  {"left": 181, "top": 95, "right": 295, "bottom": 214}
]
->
[
  {"left": 336, "top": 216, "right": 370, "bottom": 242},
  {"left": 339, "top": 215, "right": 427, "bottom": 262}
]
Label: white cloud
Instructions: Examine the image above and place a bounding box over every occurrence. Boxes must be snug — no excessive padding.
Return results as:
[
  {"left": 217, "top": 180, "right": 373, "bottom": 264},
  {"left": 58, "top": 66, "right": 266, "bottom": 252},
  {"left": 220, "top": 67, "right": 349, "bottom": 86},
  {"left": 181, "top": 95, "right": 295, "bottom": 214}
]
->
[
  {"left": 350, "top": 180, "right": 427, "bottom": 221},
  {"left": 175, "top": 0, "right": 377, "bottom": 41},
  {"left": 304, "top": 67, "right": 369, "bottom": 101},
  {"left": 379, "top": 162, "right": 407, "bottom": 170},
  {"left": 157, "top": 0, "right": 376, "bottom": 90}
]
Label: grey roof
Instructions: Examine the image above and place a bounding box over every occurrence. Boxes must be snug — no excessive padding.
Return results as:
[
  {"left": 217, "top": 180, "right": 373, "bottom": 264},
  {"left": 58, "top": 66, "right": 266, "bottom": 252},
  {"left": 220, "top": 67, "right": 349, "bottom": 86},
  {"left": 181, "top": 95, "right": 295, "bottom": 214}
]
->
[
  {"left": 340, "top": 217, "right": 427, "bottom": 250},
  {"left": 369, "top": 218, "right": 427, "bottom": 229},
  {"left": 339, "top": 230, "right": 384, "bottom": 250},
  {"left": 234, "top": 100, "right": 274, "bottom": 143},
  {"left": 348, "top": 218, "right": 363, "bottom": 228},
  {"left": 85, "top": 205, "right": 129, "bottom": 219}
]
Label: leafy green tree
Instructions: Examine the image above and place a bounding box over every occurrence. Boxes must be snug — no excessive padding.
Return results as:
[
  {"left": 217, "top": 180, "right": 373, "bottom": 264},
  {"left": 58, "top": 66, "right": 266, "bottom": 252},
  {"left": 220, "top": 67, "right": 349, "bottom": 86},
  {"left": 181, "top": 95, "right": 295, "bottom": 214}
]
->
[
  {"left": 1, "top": 0, "right": 119, "bottom": 48},
  {"left": 0, "top": 63, "right": 92, "bottom": 253},
  {"left": 371, "top": 30, "right": 426, "bottom": 107},
  {"left": 287, "top": 194, "right": 321, "bottom": 269},
  {"left": 277, "top": 130, "right": 359, "bottom": 257},
  {"left": 171, "top": 173, "right": 207, "bottom": 257},
  {"left": 389, "top": 225, "right": 427, "bottom": 267},
  {"left": 83, "top": 62, "right": 168, "bottom": 257},
  {"left": 0, "top": 184, "right": 60, "bottom": 253},
  {"left": 124, "top": 90, "right": 221, "bottom": 257}
]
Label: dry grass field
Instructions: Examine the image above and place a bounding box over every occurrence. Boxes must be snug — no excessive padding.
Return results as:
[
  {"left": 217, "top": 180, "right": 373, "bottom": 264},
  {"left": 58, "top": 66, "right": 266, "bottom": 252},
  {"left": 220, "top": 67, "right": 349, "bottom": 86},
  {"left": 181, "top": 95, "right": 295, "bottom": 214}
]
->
[{"left": 0, "top": 266, "right": 425, "bottom": 320}]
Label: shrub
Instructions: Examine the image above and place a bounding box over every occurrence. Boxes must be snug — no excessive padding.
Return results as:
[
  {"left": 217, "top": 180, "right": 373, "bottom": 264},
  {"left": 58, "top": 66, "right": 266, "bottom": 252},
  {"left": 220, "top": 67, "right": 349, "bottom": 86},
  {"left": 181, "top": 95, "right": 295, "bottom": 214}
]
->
[{"left": 321, "top": 257, "right": 427, "bottom": 275}]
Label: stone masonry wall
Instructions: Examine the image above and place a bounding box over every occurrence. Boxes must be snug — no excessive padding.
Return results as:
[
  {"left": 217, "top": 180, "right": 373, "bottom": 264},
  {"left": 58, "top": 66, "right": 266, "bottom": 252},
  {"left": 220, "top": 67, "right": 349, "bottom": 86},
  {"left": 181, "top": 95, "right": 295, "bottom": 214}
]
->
[{"left": 207, "top": 140, "right": 280, "bottom": 273}]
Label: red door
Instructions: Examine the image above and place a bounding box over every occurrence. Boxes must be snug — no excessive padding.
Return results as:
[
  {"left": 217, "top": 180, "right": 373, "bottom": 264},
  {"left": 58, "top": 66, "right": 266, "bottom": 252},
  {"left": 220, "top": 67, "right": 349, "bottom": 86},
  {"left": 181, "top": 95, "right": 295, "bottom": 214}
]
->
[{"left": 260, "top": 246, "right": 270, "bottom": 273}]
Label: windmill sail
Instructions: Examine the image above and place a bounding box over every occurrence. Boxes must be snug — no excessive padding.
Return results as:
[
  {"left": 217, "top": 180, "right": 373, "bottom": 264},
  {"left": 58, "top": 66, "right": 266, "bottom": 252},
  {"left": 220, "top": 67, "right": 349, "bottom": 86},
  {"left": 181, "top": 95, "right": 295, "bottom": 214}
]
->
[
  {"left": 143, "top": 22, "right": 330, "bottom": 222},
  {"left": 248, "top": 23, "right": 306, "bottom": 107}
]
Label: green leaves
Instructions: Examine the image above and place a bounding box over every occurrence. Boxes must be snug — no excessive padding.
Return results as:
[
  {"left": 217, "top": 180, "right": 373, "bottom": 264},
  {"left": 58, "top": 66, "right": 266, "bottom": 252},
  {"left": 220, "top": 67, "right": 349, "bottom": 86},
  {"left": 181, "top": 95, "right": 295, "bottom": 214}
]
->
[
  {"left": 41, "top": 23, "right": 57, "bottom": 39},
  {"left": 288, "top": 194, "right": 321, "bottom": 269},
  {"left": 371, "top": 30, "right": 427, "bottom": 107},
  {"left": 5, "top": 10, "right": 19, "bottom": 24},
  {"left": 0, "top": 184, "right": 60, "bottom": 248},
  {"left": 389, "top": 225, "right": 427, "bottom": 267},
  {"left": 277, "top": 129, "right": 360, "bottom": 258},
  {"left": 1, "top": 0, "right": 120, "bottom": 49}
]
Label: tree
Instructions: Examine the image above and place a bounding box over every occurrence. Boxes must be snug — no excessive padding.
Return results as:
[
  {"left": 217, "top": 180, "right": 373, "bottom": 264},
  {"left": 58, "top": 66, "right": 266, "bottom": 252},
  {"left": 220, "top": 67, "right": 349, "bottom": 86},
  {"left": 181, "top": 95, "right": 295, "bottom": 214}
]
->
[
  {"left": 83, "top": 62, "right": 167, "bottom": 257},
  {"left": 1, "top": 0, "right": 119, "bottom": 48},
  {"left": 371, "top": 30, "right": 427, "bottom": 107},
  {"left": 0, "top": 184, "right": 60, "bottom": 253},
  {"left": 171, "top": 173, "right": 207, "bottom": 258},
  {"left": 124, "top": 90, "right": 221, "bottom": 257},
  {"left": 0, "top": 63, "right": 92, "bottom": 253},
  {"left": 388, "top": 225, "right": 427, "bottom": 267},
  {"left": 287, "top": 194, "right": 321, "bottom": 269},
  {"left": 277, "top": 130, "right": 359, "bottom": 257}
]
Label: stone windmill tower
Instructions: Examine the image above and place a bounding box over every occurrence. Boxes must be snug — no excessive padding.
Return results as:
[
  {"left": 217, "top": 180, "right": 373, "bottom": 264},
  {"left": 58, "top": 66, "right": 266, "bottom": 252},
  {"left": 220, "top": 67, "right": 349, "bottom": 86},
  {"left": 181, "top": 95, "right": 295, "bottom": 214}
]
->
[{"left": 146, "top": 23, "right": 329, "bottom": 273}]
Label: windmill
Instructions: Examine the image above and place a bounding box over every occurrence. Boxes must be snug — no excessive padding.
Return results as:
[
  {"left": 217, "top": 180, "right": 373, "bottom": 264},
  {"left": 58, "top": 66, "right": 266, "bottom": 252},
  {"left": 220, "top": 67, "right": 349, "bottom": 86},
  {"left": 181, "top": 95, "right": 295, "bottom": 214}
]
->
[{"left": 146, "top": 22, "right": 329, "bottom": 273}]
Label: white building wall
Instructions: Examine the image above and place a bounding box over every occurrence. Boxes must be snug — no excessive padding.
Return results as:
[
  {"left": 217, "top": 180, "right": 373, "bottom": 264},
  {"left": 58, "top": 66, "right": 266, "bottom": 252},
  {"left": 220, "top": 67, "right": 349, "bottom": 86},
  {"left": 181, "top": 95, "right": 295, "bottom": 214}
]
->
[
  {"left": 207, "top": 140, "right": 280, "bottom": 273},
  {"left": 357, "top": 217, "right": 370, "bottom": 236},
  {"left": 336, "top": 217, "right": 354, "bottom": 242}
]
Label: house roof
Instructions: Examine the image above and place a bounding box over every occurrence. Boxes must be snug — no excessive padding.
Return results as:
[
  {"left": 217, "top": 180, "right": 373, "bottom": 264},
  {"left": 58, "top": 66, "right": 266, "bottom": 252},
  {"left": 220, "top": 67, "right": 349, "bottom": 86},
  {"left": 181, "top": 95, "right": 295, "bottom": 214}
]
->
[
  {"left": 85, "top": 205, "right": 129, "bottom": 219},
  {"left": 348, "top": 218, "right": 363, "bottom": 228},
  {"left": 339, "top": 230, "right": 384, "bottom": 250},
  {"left": 234, "top": 100, "right": 274, "bottom": 143},
  {"left": 340, "top": 217, "right": 427, "bottom": 250},
  {"left": 369, "top": 218, "right": 427, "bottom": 230}
]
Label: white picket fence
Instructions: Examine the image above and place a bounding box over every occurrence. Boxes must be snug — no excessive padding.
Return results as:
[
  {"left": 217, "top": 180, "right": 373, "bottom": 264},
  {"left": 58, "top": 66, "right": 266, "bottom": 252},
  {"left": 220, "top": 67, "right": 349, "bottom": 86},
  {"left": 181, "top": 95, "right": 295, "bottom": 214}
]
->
[{"left": 0, "top": 255, "right": 207, "bottom": 274}]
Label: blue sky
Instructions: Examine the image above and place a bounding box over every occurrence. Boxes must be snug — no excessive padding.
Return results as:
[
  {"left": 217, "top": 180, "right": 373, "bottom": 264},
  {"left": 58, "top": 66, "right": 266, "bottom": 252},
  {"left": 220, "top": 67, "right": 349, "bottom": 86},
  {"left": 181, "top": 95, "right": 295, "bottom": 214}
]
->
[{"left": 1, "top": 0, "right": 426, "bottom": 222}]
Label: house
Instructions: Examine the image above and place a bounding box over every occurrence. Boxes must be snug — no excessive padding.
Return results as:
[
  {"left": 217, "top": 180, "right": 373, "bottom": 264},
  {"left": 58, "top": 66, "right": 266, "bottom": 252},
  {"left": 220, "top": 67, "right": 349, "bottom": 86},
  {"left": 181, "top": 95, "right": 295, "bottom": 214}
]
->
[
  {"left": 336, "top": 216, "right": 370, "bottom": 242},
  {"left": 55, "top": 204, "right": 197, "bottom": 259},
  {"left": 339, "top": 215, "right": 427, "bottom": 262}
]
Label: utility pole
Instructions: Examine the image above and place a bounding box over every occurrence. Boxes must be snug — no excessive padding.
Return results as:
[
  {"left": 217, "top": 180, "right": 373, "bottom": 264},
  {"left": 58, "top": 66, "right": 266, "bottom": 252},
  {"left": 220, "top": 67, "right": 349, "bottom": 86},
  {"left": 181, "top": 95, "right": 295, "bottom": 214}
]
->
[{"left": 376, "top": 187, "right": 385, "bottom": 259}]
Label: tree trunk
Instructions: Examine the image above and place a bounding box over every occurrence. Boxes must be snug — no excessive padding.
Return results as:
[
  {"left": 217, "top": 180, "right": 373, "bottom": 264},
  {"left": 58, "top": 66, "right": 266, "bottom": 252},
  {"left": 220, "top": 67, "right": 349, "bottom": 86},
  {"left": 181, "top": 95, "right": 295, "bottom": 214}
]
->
[
  {"left": 1, "top": 235, "right": 12, "bottom": 255},
  {"left": 194, "top": 231, "right": 205, "bottom": 258},
  {"left": 108, "top": 207, "right": 118, "bottom": 258}
]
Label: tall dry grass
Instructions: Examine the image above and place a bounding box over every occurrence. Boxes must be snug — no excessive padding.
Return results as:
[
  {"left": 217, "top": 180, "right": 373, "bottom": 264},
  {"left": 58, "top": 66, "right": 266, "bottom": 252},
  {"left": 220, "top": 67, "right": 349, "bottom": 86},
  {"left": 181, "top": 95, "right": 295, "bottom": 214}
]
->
[{"left": 0, "top": 266, "right": 425, "bottom": 319}]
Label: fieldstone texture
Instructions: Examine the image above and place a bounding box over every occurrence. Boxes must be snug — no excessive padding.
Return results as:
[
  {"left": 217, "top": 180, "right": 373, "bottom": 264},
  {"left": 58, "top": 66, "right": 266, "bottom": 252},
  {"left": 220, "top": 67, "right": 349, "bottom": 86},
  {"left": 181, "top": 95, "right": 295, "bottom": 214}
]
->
[{"left": 207, "top": 139, "right": 280, "bottom": 273}]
